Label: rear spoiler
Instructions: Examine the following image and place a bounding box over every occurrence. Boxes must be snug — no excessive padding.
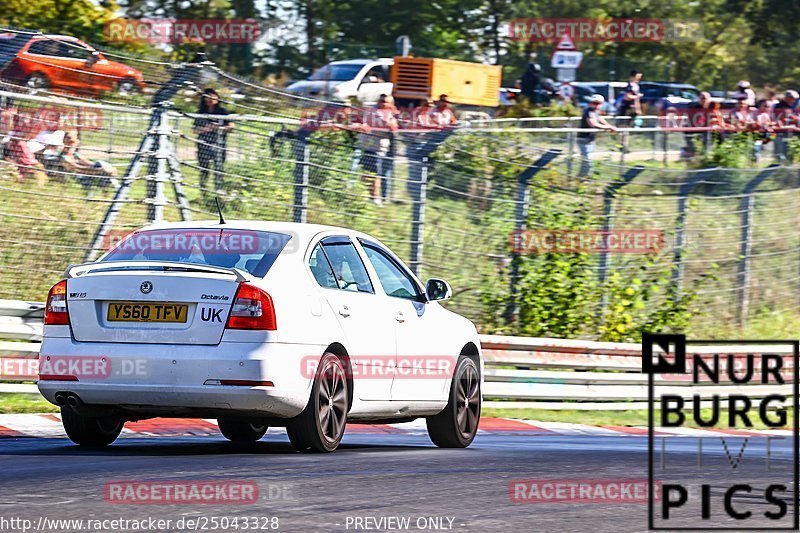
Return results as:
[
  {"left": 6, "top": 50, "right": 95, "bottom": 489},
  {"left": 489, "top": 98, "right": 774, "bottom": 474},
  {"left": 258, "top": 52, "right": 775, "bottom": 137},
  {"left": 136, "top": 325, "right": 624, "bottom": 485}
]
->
[{"left": 63, "top": 260, "right": 250, "bottom": 283}]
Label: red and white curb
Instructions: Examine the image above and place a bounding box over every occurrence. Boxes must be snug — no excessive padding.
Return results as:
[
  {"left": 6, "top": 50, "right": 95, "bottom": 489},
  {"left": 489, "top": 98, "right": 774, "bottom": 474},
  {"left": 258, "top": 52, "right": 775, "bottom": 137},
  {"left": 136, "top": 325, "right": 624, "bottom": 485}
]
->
[{"left": 0, "top": 414, "right": 791, "bottom": 439}]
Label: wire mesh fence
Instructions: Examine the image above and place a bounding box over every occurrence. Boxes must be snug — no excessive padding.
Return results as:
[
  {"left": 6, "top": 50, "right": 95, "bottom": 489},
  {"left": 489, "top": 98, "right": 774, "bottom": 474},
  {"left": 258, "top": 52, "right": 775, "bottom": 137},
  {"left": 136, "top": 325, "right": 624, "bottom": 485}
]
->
[{"left": 1, "top": 30, "right": 799, "bottom": 337}]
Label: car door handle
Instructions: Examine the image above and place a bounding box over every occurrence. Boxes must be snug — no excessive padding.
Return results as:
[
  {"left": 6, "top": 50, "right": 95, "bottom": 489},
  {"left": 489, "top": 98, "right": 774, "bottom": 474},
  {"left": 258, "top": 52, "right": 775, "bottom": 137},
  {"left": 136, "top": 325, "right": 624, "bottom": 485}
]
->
[
  {"left": 338, "top": 305, "right": 350, "bottom": 317},
  {"left": 395, "top": 312, "right": 405, "bottom": 323}
]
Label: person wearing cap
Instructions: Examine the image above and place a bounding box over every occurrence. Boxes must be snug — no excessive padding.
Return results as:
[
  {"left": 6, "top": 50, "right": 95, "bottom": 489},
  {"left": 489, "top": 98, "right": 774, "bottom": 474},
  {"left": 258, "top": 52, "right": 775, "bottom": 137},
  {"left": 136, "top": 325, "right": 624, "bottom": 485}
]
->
[
  {"left": 735, "top": 80, "right": 756, "bottom": 107},
  {"left": 577, "top": 94, "right": 618, "bottom": 179},
  {"left": 773, "top": 90, "right": 798, "bottom": 161}
]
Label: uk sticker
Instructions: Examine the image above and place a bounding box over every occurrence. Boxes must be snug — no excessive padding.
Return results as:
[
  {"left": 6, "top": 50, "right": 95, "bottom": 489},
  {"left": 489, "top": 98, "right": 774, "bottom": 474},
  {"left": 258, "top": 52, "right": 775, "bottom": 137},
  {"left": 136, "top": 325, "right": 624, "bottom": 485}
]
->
[{"left": 644, "top": 334, "right": 799, "bottom": 530}]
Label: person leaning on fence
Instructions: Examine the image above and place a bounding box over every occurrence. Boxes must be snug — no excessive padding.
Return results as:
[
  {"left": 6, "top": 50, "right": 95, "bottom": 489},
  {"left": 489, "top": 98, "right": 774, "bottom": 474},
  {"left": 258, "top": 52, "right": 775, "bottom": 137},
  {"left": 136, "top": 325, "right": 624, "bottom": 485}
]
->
[
  {"left": 192, "top": 88, "right": 232, "bottom": 195},
  {"left": 577, "top": 94, "right": 617, "bottom": 179}
]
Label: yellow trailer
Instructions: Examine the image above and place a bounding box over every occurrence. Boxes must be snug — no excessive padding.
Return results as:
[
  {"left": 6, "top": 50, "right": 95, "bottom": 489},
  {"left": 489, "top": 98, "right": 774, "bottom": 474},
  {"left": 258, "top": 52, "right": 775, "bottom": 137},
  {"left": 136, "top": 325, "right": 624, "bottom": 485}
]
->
[{"left": 390, "top": 56, "right": 501, "bottom": 107}]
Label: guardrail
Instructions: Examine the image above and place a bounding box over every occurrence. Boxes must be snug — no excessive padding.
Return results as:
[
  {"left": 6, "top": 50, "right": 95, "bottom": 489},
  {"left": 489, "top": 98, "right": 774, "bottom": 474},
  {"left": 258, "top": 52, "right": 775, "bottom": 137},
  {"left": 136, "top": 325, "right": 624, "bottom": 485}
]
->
[{"left": 0, "top": 302, "right": 792, "bottom": 410}]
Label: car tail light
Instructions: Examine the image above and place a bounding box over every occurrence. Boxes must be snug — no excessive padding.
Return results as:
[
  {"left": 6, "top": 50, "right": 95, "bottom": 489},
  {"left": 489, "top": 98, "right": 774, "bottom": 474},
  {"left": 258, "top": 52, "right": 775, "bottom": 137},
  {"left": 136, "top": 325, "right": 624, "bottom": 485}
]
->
[
  {"left": 44, "top": 280, "right": 69, "bottom": 325},
  {"left": 226, "top": 283, "right": 276, "bottom": 330}
]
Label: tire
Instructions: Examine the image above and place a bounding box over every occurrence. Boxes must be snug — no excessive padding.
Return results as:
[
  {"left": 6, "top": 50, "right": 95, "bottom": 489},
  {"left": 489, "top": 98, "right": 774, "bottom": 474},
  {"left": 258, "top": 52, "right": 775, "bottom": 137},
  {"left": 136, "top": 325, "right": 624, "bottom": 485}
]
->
[
  {"left": 217, "top": 418, "right": 268, "bottom": 443},
  {"left": 26, "top": 72, "right": 49, "bottom": 91},
  {"left": 61, "top": 407, "right": 123, "bottom": 447},
  {"left": 286, "top": 352, "right": 348, "bottom": 452},
  {"left": 426, "top": 356, "right": 481, "bottom": 448},
  {"left": 118, "top": 78, "right": 138, "bottom": 94}
]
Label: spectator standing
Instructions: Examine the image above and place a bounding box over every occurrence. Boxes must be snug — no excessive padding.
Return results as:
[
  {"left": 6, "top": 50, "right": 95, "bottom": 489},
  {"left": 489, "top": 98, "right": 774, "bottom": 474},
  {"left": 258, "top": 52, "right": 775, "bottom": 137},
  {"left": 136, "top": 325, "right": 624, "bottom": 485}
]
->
[
  {"left": 412, "top": 99, "right": 435, "bottom": 128},
  {"left": 577, "top": 95, "right": 617, "bottom": 179},
  {"left": 193, "top": 88, "right": 233, "bottom": 195},
  {"left": 682, "top": 91, "right": 713, "bottom": 158},
  {"left": 772, "top": 90, "right": 798, "bottom": 161},
  {"left": 430, "top": 94, "right": 457, "bottom": 127},
  {"left": 357, "top": 94, "right": 398, "bottom": 204},
  {"left": 735, "top": 80, "right": 756, "bottom": 107},
  {"left": 616, "top": 70, "right": 643, "bottom": 151},
  {"left": 617, "top": 70, "right": 643, "bottom": 119},
  {"left": 753, "top": 99, "right": 775, "bottom": 163},
  {"left": 520, "top": 63, "right": 542, "bottom": 104}
]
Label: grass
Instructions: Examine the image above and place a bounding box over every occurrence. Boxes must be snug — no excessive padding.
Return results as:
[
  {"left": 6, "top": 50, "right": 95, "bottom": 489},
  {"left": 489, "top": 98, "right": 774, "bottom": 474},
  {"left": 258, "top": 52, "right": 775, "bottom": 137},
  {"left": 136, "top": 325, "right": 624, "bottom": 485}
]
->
[{"left": 0, "top": 393, "right": 57, "bottom": 414}]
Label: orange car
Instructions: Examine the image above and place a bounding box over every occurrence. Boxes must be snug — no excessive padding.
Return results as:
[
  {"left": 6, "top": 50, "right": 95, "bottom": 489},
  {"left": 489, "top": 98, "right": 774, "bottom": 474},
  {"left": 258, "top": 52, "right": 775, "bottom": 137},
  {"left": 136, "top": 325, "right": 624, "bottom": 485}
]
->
[{"left": 0, "top": 33, "right": 145, "bottom": 95}]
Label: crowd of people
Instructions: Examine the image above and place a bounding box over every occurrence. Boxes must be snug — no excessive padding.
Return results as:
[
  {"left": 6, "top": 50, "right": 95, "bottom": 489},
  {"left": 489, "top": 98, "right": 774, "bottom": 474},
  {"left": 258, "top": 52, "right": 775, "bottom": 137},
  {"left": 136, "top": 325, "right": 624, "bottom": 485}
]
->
[{"left": 576, "top": 71, "right": 800, "bottom": 177}]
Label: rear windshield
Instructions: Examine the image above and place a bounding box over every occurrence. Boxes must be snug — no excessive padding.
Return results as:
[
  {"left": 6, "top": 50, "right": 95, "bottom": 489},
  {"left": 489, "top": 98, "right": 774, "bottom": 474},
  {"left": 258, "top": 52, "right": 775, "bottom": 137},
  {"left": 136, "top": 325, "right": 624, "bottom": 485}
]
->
[{"left": 101, "top": 228, "right": 292, "bottom": 278}]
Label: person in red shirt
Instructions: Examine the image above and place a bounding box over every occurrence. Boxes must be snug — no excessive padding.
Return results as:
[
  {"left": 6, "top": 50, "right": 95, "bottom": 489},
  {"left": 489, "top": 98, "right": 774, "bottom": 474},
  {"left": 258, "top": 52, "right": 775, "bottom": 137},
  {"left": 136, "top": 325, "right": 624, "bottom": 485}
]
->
[{"left": 430, "top": 94, "right": 457, "bottom": 127}]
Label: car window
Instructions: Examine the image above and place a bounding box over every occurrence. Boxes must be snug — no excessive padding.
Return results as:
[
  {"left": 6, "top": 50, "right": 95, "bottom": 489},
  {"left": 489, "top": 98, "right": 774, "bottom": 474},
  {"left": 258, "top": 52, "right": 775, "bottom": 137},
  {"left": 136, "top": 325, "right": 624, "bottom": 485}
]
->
[
  {"left": 361, "top": 243, "right": 419, "bottom": 300},
  {"left": 309, "top": 244, "right": 338, "bottom": 289},
  {"left": 58, "top": 42, "right": 92, "bottom": 60},
  {"left": 27, "top": 40, "right": 60, "bottom": 56},
  {"left": 362, "top": 66, "right": 386, "bottom": 83},
  {"left": 321, "top": 240, "right": 373, "bottom": 293}
]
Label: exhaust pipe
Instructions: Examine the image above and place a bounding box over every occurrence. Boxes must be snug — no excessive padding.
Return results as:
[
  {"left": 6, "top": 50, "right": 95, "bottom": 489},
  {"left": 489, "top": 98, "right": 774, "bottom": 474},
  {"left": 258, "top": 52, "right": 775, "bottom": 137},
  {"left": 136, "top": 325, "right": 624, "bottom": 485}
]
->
[
  {"left": 62, "top": 393, "right": 115, "bottom": 417},
  {"left": 54, "top": 393, "right": 67, "bottom": 406}
]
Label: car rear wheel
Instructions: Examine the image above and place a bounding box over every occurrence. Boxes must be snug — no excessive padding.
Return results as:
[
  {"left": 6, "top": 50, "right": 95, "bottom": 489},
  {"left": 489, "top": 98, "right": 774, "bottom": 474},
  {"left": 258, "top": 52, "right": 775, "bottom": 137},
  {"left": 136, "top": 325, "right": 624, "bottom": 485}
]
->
[
  {"left": 287, "top": 352, "right": 348, "bottom": 452},
  {"left": 426, "top": 356, "right": 481, "bottom": 448},
  {"left": 118, "top": 78, "right": 138, "bottom": 94},
  {"left": 61, "top": 407, "right": 124, "bottom": 447},
  {"left": 26, "top": 72, "right": 49, "bottom": 91},
  {"left": 217, "top": 418, "right": 268, "bottom": 443}
]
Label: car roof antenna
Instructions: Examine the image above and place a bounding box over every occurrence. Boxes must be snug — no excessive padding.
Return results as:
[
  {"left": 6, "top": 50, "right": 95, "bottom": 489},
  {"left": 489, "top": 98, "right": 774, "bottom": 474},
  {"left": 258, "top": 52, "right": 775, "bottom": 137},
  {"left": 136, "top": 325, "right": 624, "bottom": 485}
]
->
[{"left": 215, "top": 197, "right": 226, "bottom": 225}]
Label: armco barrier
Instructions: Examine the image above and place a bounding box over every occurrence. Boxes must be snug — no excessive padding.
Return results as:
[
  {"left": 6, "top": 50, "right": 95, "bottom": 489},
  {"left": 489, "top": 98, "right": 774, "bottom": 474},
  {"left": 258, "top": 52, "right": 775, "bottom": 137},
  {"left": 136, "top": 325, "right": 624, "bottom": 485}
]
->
[{"left": 0, "top": 302, "right": 794, "bottom": 409}]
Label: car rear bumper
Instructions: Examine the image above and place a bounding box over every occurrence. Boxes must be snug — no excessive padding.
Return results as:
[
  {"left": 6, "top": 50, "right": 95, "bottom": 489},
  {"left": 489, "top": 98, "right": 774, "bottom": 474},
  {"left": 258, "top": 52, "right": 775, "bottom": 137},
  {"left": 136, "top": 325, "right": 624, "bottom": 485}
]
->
[{"left": 38, "top": 337, "right": 326, "bottom": 418}]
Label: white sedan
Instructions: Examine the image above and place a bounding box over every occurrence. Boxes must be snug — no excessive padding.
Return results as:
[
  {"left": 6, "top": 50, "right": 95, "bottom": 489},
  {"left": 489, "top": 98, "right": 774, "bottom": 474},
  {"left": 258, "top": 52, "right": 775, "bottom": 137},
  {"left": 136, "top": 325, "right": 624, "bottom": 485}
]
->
[{"left": 39, "top": 221, "right": 482, "bottom": 452}]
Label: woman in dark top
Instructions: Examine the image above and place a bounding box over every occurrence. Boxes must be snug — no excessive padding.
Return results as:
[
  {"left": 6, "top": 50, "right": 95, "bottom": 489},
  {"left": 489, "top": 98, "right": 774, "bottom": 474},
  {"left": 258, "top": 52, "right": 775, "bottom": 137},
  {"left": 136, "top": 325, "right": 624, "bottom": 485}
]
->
[{"left": 193, "top": 88, "right": 232, "bottom": 194}]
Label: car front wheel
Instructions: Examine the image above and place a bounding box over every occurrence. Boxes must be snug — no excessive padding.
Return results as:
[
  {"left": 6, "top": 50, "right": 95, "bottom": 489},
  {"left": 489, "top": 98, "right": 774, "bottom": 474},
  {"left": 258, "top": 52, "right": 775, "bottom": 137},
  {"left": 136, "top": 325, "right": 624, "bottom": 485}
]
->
[
  {"left": 287, "top": 352, "right": 348, "bottom": 452},
  {"left": 61, "top": 407, "right": 124, "bottom": 447},
  {"left": 217, "top": 418, "right": 268, "bottom": 443},
  {"left": 426, "top": 356, "right": 481, "bottom": 448},
  {"left": 26, "top": 72, "right": 49, "bottom": 91}
]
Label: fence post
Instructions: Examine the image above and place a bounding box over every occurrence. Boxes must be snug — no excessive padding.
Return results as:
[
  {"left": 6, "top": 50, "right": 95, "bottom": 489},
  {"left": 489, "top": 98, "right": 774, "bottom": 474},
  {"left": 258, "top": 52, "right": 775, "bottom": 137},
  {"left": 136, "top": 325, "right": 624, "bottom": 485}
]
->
[
  {"left": 737, "top": 164, "right": 780, "bottom": 325},
  {"left": 505, "top": 149, "right": 562, "bottom": 324},
  {"left": 147, "top": 102, "right": 172, "bottom": 223},
  {"left": 672, "top": 167, "right": 718, "bottom": 293},
  {"left": 598, "top": 165, "right": 645, "bottom": 311},
  {"left": 403, "top": 129, "right": 456, "bottom": 276},
  {"left": 292, "top": 130, "right": 311, "bottom": 223}
]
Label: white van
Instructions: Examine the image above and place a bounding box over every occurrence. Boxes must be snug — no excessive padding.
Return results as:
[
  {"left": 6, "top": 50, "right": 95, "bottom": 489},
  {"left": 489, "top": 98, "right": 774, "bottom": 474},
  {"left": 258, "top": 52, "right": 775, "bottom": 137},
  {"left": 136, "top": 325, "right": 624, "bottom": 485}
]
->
[{"left": 286, "top": 58, "right": 394, "bottom": 104}]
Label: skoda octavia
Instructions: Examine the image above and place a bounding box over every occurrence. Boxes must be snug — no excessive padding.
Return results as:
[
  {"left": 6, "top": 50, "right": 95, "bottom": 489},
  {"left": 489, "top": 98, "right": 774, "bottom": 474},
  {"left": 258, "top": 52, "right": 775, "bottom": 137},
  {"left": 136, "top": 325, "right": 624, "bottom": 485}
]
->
[{"left": 39, "top": 221, "right": 482, "bottom": 452}]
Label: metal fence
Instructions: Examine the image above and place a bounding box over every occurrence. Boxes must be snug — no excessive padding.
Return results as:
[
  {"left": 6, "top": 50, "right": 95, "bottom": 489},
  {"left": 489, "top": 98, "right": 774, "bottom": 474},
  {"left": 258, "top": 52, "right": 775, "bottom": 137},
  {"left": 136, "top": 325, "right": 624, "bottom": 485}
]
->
[
  {"left": 0, "top": 301, "right": 792, "bottom": 411},
  {"left": 1, "top": 51, "right": 800, "bottom": 335}
]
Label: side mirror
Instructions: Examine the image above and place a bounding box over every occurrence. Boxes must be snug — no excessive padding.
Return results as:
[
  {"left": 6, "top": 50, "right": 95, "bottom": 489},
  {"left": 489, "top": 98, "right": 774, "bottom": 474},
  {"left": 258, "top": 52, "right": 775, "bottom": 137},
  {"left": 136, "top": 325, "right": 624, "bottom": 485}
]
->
[
  {"left": 86, "top": 52, "right": 100, "bottom": 66},
  {"left": 425, "top": 278, "right": 452, "bottom": 301},
  {"left": 364, "top": 75, "right": 379, "bottom": 83}
]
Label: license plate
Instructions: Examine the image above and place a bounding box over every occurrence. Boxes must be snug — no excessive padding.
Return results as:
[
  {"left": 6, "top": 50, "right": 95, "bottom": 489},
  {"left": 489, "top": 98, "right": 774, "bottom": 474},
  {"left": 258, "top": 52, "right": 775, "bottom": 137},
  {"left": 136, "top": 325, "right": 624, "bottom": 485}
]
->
[{"left": 107, "top": 302, "right": 189, "bottom": 323}]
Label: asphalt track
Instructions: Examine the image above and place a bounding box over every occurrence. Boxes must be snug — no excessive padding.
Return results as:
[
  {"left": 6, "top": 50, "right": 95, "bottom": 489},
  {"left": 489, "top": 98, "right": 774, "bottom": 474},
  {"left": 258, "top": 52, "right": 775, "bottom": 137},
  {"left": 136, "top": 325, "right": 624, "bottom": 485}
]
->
[{"left": 0, "top": 429, "right": 795, "bottom": 533}]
